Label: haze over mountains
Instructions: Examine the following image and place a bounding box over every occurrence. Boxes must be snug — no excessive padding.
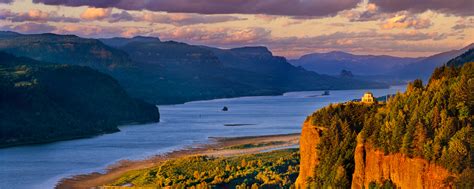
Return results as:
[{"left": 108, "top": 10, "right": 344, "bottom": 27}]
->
[
  {"left": 395, "top": 43, "right": 474, "bottom": 80},
  {"left": 290, "top": 43, "right": 474, "bottom": 82},
  {"left": 290, "top": 51, "right": 423, "bottom": 75}
]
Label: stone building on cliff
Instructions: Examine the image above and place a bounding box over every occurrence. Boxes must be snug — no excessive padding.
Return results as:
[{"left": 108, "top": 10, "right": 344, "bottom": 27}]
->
[{"left": 361, "top": 92, "right": 376, "bottom": 104}]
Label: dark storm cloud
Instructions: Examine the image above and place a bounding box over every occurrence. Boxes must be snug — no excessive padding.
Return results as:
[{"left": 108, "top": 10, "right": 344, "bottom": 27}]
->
[
  {"left": 370, "top": 0, "right": 474, "bottom": 16},
  {"left": 32, "top": 0, "right": 361, "bottom": 17},
  {"left": 0, "top": 0, "right": 13, "bottom": 4}
]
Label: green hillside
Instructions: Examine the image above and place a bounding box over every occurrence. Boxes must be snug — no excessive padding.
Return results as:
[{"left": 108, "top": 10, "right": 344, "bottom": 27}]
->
[
  {"left": 106, "top": 37, "right": 388, "bottom": 104},
  {"left": 111, "top": 149, "right": 299, "bottom": 189},
  {"left": 0, "top": 52, "right": 159, "bottom": 147}
]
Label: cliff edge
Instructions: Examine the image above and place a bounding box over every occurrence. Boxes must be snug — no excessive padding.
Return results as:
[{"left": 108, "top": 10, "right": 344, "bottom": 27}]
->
[
  {"left": 295, "top": 121, "right": 322, "bottom": 188},
  {"left": 352, "top": 137, "right": 454, "bottom": 189}
]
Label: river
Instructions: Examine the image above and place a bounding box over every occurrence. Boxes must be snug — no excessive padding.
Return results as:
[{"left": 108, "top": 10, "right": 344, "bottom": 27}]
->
[{"left": 0, "top": 86, "right": 405, "bottom": 189}]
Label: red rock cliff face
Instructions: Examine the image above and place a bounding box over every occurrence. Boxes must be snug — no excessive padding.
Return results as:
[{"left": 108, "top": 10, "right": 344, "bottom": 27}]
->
[
  {"left": 352, "top": 138, "right": 454, "bottom": 189},
  {"left": 295, "top": 121, "right": 324, "bottom": 189}
]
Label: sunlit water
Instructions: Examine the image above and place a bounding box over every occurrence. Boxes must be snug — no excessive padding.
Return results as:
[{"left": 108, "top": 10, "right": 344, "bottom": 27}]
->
[{"left": 0, "top": 86, "right": 405, "bottom": 189}]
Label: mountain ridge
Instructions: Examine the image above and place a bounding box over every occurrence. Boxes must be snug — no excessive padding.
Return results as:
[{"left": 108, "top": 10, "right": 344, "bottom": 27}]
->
[
  {"left": 290, "top": 50, "right": 423, "bottom": 75},
  {"left": 0, "top": 31, "right": 388, "bottom": 104},
  {"left": 395, "top": 42, "right": 474, "bottom": 80},
  {"left": 100, "top": 35, "right": 388, "bottom": 104}
]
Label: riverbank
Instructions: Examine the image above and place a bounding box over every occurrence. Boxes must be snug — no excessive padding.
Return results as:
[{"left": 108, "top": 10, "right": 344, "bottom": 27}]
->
[
  {"left": 56, "top": 133, "right": 300, "bottom": 189},
  {"left": 0, "top": 119, "right": 162, "bottom": 149}
]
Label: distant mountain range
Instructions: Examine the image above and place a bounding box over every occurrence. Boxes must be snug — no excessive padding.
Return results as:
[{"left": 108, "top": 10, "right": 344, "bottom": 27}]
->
[
  {"left": 290, "top": 43, "right": 474, "bottom": 82},
  {"left": 290, "top": 51, "right": 423, "bottom": 75},
  {"left": 394, "top": 43, "right": 474, "bottom": 80},
  {"left": 0, "top": 31, "right": 387, "bottom": 105}
]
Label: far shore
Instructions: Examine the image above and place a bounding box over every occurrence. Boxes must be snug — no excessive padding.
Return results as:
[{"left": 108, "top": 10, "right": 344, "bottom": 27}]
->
[{"left": 56, "top": 133, "right": 300, "bottom": 189}]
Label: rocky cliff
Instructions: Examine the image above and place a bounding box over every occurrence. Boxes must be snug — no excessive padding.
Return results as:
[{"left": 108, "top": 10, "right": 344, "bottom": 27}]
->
[
  {"left": 295, "top": 121, "right": 321, "bottom": 188},
  {"left": 296, "top": 55, "right": 473, "bottom": 189},
  {"left": 352, "top": 137, "right": 454, "bottom": 189},
  {"left": 296, "top": 121, "right": 455, "bottom": 189}
]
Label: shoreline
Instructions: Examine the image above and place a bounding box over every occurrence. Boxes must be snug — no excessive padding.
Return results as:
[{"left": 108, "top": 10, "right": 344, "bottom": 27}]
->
[
  {"left": 56, "top": 133, "right": 301, "bottom": 189},
  {"left": 0, "top": 120, "right": 160, "bottom": 149},
  {"left": 180, "top": 85, "right": 394, "bottom": 106},
  {"left": 1, "top": 86, "right": 399, "bottom": 148}
]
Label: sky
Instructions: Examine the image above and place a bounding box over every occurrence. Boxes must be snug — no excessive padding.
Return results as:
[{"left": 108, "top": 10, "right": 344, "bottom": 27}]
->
[{"left": 0, "top": 0, "right": 473, "bottom": 58}]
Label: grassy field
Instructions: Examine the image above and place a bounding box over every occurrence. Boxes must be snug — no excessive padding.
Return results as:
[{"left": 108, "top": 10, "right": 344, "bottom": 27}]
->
[
  {"left": 224, "top": 141, "right": 287, "bottom": 150},
  {"left": 109, "top": 149, "right": 299, "bottom": 189}
]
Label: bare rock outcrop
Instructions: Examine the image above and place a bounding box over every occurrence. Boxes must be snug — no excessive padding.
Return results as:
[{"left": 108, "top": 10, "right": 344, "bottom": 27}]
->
[
  {"left": 352, "top": 137, "right": 454, "bottom": 189},
  {"left": 295, "top": 121, "right": 322, "bottom": 189}
]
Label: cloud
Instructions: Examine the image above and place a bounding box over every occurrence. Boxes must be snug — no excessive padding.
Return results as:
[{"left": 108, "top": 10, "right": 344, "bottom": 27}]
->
[
  {"left": 55, "top": 24, "right": 152, "bottom": 38},
  {"left": 80, "top": 8, "right": 112, "bottom": 20},
  {"left": 452, "top": 18, "right": 474, "bottom": 31},
  {"left": 100, "top": 10, "right": 245, "bottom": 25},
  {"left": 158, "top": 27, "right": 271, "bottom": 45},
  {"left": 341, "top": 3, "right": 384, "bottom": 22},
  {"left": 380, "top": 14, "right": 432, "bottom": 29},
  {"left": 340, "top": 4, "right": 432, "bottom": 30},
  {"left": 1, "top": 22, "right": 56, "bottom": 33},
  {"left": 255, "top": 14, "right": 279, "bottom": 22},
  {"left": 0, "top": 9, "right": 80, "bottom": 23},
  {"left": 33, "top": 0, "right": 361, "bottom": 17},
  {"left": 0, "top": 0, "right": 12, "bottom": 4},
  {"left": 138, "top": 12, "right": 245, "bottom": 25},
  {"left": 0, "top": 20, "right": 460, "bottom": 58},
  {"left": 108, "top": 11, "right": 134, "bottom": 22},
  {"left": 147, "top": 27, "right": 451, "bottom": 58},
  {"left": 369, "top": 0, "right": 474, "bottom": 16},
  {"left": 262, "top": 31, "right": 455, "bottom": 58}
]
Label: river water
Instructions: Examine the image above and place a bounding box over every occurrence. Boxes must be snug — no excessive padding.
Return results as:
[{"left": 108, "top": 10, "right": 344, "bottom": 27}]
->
[{"left": 0, "top": 86, "right": 405, "bottom": 189}]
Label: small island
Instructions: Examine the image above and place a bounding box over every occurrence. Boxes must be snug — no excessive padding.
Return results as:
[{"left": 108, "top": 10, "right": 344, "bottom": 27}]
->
[{"left": 222, "top": 106, "right": 229, "bottom": 111}]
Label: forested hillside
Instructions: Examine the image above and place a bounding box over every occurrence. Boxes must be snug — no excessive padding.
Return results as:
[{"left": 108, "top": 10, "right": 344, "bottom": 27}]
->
[
  {"left": 447, "top": 48, "right": 474, "bottom": 67},
  {"left": 0, "top": 33, "right": 132, "bottom": 70},
  {"left": 105, "top": 37, "right": 388, "bottom": 104},
  {"left": 0, "top": 32, "right": 387, "bottom": 105},
  {"left": 297, "top": 52, "right": 474, "bottom": 188},
  {"left": 0, "top": 52, "right": 159, "bottom": 147}
]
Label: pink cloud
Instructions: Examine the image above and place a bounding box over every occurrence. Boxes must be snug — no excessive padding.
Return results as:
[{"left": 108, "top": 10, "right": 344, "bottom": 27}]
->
[
  {"left": 33, "top": 0, "right": 360, "bottom": 17},
  {"left": 380, "top": 14, "right": 432, "bottom": 30},
  {"left": 80, "top": 8, "right": 112, "bottom": 20},
  {"left": 158, "top": 27, "right": 271, "bottom": 46},
  {"left": 370, "top": 0, "right": 474, "bottom": 16},
  {"left": 55, "top": 24, "right": 152, "bottom": 38},
  {"left": 341, "top": 3, "right": 384, "bottom": 22},
  {"left": 0, "top": 8, "right": 79, "bottom": 23},
  {"left": 138, "top": 12, "right": 244, "bottom": 25},
  {"left": 452, "top": 18, "right": 474, "bottom": 31}
]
